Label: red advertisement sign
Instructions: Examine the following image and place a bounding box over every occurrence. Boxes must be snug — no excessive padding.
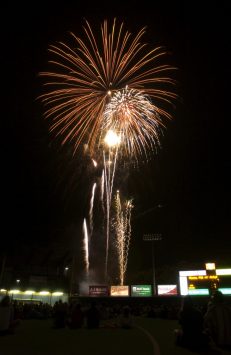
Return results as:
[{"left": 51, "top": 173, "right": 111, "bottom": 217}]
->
[{"left": 89, "top": 285, "right": 109, "bottom": 297}]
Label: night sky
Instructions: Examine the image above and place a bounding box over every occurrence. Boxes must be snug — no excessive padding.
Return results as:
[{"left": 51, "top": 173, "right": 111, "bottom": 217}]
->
[{"left": 1, "top": 1, "right": 231, "bottom": 282}]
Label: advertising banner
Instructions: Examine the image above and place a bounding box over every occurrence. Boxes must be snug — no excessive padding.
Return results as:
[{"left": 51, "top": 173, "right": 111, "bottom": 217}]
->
[
  {"left": 110, "top": 285, "right": 129, "bottom": 296},
  {"left": 89, "top": 285, "right": 109, "bottom": 297},
  {"left": 131, "top": 285, "right": 152, "bottom": 297}
]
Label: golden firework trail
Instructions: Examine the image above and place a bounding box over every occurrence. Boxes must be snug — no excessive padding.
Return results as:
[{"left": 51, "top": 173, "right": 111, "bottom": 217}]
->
[
  {"left": 89, "top": 182, "right": 97, "bottom": 237},
  {"left": 39, "top": 19, "right": 176, "bottom": 158},
  {"left": 114, "top": 191, "right": 133, "bottom": 286},
  {"left": 103, "top": 143, "right": 119, "bottom": 280},
  {"left": 83, "top": 218, "right": 89, "bottom": 278}
]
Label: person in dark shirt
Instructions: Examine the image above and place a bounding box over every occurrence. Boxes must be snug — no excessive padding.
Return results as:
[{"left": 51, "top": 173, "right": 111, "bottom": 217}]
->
[
  {"left": 68, "top": 303, "right": 84, "bottom": 329},
  {"left": 175, "top": 295, "right": 208, "bottom": 351},
  {"left": 117, "top": 306, "right": 133, "bottom": 329},
  {"left": 86, "top": 302, "right": 100, "bottom": 329}
]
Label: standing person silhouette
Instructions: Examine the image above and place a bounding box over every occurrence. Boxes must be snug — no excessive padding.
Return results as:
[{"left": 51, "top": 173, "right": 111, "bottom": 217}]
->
[
  {"left": 175, "top": 295, "right": 207, "bottom": 351},
  {"left": 0, "top": 295, "right": 16, "bottom": 335},
  {"left": 204, "top": 290, "right": 231, "bottom": 351}
]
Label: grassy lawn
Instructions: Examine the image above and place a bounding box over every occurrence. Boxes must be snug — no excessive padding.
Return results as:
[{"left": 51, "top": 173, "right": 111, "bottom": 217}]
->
[
  {"left": 0, "top": 318, "right": 151, "bottom": 355},
  {"left": 135, "top": 317, "right": 198, "bottom": 355},
  {"left": 1, "top": 317, "right": 229, "bottom": 355}
]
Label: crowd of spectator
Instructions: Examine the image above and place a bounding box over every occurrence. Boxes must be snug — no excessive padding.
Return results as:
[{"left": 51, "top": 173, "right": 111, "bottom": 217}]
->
[{"left": 1, "top": 291, "right": 231, "bottom": 353}]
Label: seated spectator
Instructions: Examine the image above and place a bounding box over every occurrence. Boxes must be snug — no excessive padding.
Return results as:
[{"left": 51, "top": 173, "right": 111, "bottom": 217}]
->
[
  {"left": 204, "top": 290, "right": 231, "bottom": 351},
  {"left": 175, "top": 295, "right": 208, "bottom": 351},
  {"left": 117, "top": 306, "right": 133, "bottom": 329},
  {"left": 67, "top": 303, "right": 84, "bottom": 329},
  {"left": 86, "top": 302, "right": 100, "bottom": 329}
]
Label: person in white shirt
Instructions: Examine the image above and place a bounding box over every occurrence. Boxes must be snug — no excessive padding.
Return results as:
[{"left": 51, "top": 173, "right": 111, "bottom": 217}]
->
[{"left": 0, "top": 295, "right": 14, "bottom": 335}]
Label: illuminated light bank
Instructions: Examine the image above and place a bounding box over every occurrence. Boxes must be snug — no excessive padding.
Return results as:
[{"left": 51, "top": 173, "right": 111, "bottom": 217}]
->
[
  {"left": 52, "top": 292, "right": 64, "bottom": 296},
  {"left": 205, "top": 263, "right": 216, "bottom": 270},
  {"left": 179, "top": 268, "right": 231, "bottom": 295},
  {"left": 0, "top": 289, "right": 67, "bottom": 305},
  {"left": 9, "top": 290, "right": 20, "bottom": 294},
  {"left": 24, "top": 290, "right": 35, "bottom": 295}
]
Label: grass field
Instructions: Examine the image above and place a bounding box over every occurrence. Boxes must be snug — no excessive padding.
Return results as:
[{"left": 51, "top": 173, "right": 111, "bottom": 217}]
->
[{"left": 0, "top": 317, "right": 230, "bottom": 355}]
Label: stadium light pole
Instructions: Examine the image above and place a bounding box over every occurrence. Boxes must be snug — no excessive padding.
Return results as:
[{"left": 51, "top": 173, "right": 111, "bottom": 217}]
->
[
  {"left": 139, "top": 204, "right": 163, "bottom": 296},
  {"left": 143, "top": 233, "right": 162, "bottom": 295},
  {"left": 152, "top": 241, "right": 156, "bottom": 295}
]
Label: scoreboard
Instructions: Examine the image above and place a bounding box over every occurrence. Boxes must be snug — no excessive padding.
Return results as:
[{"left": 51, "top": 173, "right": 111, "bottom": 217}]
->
[{"left": 179, "top": 269, "right": 231, "bottom": 295}]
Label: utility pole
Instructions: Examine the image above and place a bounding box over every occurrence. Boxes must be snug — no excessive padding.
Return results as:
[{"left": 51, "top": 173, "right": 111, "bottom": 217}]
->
[
  {"left": 69, "top": 255, "right": 78, "bottom": 299},
  {"left": 143, "top": 234, "right": 162, "bottom": 295},
  {"left": 0, "top": 255, "right": 7, "bottom": 288}
]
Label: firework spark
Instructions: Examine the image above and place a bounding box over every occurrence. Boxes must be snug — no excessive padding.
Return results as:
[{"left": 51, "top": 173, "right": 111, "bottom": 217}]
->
[
  {"left": 114, "top": 191, "right": 133, "bottom": 286},
  {"left": 92, "top": 159, "right": 97, "bottom": 167},
  {"left": 39, "top": 19, "right": 176, "bottom": 157},
  {"left": 89, "top": 182, "right": 97, "bottom": 237},
  {"left": 83, "top": 218, "right": 89, "bottom": 277}
]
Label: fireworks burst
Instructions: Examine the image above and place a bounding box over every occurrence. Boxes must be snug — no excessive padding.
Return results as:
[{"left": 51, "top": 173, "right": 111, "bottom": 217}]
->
[
  {"left": 103, "top": 86, "right": 162, "bottom": 159},
  {"left": 39, "top": 19, "right": 176, "bottom": 158},
  {"left": 39, "top": 19, "right": 176, "bottom": 283}
]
